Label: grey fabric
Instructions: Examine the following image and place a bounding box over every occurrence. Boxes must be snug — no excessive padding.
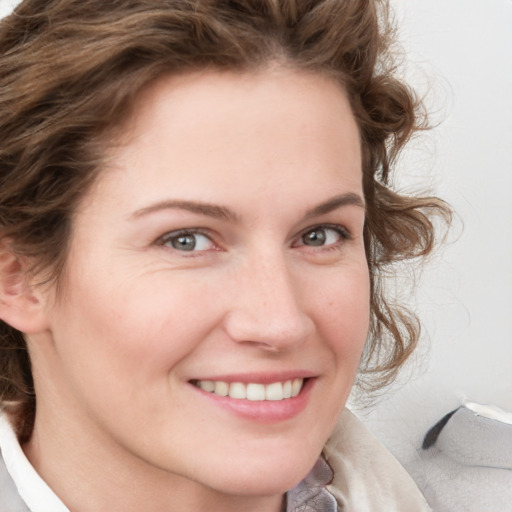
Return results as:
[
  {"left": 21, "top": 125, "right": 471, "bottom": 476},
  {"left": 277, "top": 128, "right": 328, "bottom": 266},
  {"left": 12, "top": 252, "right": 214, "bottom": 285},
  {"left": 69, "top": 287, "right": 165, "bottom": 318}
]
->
[
  {"left": 412, "top": 406, "right": 512, "bottom": 512},
  {"left": 287, "top": 457, "right": 337, "bottom": 512},
  {"left": 0, "top": 447, "right": 30, "bottom": 512}
]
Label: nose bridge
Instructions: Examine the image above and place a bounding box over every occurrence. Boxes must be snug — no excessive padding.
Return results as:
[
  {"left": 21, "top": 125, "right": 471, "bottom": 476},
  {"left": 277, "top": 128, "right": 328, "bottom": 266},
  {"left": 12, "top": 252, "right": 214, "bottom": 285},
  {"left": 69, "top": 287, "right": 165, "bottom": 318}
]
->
[{"left": 225, "top": 248, "right": 312, "bottom": 349}]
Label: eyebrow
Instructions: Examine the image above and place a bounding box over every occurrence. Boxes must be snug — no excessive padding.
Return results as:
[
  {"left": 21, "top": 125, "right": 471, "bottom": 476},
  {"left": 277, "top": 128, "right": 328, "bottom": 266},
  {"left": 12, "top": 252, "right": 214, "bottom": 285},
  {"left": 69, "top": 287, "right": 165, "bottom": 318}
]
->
[
  {"left": 304, "top": 192, "right": 365, "bottom": 219},
  {"left": 131, "top": 200, "right": 237, "bottom": 221},
  {"left": 130, "top": 192, "right": 364, "bottom": 222}
]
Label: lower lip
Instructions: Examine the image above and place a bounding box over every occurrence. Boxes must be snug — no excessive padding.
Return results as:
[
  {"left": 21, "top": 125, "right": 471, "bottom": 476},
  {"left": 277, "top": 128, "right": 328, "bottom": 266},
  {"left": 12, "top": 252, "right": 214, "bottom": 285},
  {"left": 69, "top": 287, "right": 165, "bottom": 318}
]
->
[{"left": 190, "top": 378, "right": 314, "bottom": 423}]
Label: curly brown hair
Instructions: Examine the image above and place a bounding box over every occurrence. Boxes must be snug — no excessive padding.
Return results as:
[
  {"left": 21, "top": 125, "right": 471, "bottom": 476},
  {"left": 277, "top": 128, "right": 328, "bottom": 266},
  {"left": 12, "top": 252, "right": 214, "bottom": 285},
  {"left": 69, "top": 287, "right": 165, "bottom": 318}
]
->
[{"left": 0, "top": 0, "right": 450, "bottom": 440}]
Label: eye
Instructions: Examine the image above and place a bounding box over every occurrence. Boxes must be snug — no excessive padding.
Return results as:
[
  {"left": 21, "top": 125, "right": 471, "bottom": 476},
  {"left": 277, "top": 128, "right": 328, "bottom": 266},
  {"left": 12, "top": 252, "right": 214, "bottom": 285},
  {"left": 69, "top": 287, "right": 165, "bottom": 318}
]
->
[
  {"left": 296, "top": 225, "right": 347, "bottom": 248},
  {"left": 159, "top": 230, "right": 215, "bottom": 252}
]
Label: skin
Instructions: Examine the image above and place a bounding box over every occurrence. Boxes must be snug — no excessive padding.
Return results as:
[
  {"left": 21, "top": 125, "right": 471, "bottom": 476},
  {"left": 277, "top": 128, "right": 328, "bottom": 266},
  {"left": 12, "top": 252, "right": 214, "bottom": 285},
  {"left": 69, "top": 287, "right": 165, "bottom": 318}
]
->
[{"left": 20, "top": 67, "right": 370, "bottom": 512}]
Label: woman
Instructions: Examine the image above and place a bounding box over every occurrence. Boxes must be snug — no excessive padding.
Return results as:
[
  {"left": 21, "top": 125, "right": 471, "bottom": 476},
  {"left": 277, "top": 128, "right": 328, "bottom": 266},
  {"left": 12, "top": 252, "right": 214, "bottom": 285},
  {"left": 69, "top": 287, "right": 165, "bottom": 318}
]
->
[{"left": 0, "top": 0, "right": 449, "bottom": 510}]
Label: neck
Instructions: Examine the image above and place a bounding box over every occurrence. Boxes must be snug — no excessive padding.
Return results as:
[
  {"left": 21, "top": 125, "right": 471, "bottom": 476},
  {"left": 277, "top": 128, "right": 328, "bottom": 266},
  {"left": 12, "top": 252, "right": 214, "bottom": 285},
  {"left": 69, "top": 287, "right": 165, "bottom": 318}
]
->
[{"left": 23, "top": 401, "right": 285, "bottom": 512}]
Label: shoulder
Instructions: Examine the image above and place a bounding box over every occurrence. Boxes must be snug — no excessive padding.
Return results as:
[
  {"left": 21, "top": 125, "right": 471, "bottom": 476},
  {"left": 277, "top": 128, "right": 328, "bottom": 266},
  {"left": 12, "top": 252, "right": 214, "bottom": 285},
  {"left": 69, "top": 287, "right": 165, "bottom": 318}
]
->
[{"left": 323, "top": 408, "right": 431, "bottom": 512}]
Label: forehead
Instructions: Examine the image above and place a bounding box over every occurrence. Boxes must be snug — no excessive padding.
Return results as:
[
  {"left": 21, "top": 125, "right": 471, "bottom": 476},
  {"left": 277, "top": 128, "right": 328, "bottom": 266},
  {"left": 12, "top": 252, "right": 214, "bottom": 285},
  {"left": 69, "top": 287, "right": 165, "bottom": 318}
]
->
[{"left": 81, "top": 67, "right": 362, "bottom": 218}]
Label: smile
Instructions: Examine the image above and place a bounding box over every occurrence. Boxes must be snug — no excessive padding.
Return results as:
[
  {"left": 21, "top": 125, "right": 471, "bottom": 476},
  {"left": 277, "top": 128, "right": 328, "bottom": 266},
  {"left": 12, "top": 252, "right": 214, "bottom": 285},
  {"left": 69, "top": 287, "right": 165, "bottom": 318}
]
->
[{"left": 192, "top": 378, "right": 304, "bottom": 401}]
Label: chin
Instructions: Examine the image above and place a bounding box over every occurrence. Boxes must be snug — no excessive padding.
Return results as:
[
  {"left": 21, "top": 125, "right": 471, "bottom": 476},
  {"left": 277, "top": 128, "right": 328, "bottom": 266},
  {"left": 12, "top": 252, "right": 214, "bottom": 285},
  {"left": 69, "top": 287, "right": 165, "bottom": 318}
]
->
[
  {"left": 199, "top": 448, "right": 321, "bottom": 497},
  {"left": 210, "top": 471, "right": 305, "bottom": 498}
]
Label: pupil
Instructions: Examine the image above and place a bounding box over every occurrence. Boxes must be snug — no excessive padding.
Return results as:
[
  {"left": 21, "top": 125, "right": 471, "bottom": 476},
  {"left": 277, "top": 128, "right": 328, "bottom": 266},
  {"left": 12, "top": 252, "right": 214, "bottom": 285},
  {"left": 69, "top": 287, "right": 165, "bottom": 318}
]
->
[
  {"left": 305, "top": 229, "right": 325, "bottom": 246},
  {"left": 173, "top": 234, "right": 196, "bottom": 251}
]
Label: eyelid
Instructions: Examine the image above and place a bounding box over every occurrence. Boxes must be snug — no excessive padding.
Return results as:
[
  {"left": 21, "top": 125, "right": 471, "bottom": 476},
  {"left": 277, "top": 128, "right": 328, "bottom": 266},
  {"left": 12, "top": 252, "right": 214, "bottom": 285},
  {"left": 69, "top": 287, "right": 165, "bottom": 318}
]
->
[
  {"left": 154, "top": 224, "right": 351, "bottom": 253},
  {"left": 293, "top": 223, "right": 351, "bottom": 247},
  {"left": 156, "top": 228, "right": 217, "bottom": 251}
]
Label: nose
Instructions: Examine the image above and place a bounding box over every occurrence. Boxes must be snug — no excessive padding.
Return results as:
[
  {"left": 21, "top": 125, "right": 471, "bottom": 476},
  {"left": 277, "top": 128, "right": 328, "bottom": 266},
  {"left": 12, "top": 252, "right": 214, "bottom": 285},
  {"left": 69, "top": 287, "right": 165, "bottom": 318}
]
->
[{"left": 223, "top": 253, "right": 314, "bottom": 351}]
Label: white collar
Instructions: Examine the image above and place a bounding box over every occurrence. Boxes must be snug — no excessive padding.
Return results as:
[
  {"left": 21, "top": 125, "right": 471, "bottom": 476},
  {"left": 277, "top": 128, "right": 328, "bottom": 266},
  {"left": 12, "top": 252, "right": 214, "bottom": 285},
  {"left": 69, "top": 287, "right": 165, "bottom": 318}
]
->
[{"left": 0, "top": 413, "right": 69, "bottom": 512}]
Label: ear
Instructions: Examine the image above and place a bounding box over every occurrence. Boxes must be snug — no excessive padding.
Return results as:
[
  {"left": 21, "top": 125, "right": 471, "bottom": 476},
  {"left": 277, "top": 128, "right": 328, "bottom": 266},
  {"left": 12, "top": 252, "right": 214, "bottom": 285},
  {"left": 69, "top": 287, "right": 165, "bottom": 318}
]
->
[{"left": 0, "top": 245, "right": 50, "bottom": 334}]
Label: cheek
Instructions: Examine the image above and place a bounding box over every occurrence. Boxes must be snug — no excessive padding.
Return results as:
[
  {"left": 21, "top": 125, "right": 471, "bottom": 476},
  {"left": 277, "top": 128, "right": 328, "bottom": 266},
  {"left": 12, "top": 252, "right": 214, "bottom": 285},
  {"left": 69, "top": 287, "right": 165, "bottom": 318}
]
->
[
  {"left": 52, "top": 273, "right": 221, "bottom": 389},
  {"left": 316, "top": 265, "right": 370, "bottom": 363}
]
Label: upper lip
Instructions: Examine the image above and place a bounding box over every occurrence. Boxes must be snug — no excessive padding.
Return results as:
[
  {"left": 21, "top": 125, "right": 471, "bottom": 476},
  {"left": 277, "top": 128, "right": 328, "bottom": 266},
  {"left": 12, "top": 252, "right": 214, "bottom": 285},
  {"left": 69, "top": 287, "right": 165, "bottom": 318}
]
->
[{"left": 188, "top": 371, "right": 317, "bottom": 384}]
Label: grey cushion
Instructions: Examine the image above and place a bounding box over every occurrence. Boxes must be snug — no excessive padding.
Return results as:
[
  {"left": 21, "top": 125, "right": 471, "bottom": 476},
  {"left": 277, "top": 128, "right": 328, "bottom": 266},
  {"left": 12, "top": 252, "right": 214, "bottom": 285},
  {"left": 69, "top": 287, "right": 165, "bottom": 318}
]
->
[{"left": 411, "top": 405, "right": 512, "bottom": 512}]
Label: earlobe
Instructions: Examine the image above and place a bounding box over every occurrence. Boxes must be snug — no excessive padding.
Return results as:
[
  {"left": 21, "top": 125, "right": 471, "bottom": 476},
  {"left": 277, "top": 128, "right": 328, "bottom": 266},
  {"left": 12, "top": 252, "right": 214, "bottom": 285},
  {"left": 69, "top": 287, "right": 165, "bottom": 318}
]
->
[{"left": 0, "top": 246, "right": 50, "bottom": 334}]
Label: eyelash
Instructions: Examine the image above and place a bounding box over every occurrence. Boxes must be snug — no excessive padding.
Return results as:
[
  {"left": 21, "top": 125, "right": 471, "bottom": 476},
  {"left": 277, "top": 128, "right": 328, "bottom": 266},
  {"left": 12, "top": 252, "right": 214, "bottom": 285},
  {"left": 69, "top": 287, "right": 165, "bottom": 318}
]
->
[
  {"left": 156, "top": 224, "right": 351, "bottom": 254},
  {"left": 157, "top": 229, "right": 217, "bottom": 253},
  {"left": 294, "top": 224, "right": 351, "bottom": 251}
]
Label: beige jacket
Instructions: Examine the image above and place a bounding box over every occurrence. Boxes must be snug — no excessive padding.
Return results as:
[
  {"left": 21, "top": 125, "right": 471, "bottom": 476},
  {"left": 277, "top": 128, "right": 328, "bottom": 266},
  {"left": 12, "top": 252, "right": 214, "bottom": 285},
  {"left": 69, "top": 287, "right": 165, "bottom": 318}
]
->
[{"left": 324, "top": 409, "right": 431, "bottom": 511}]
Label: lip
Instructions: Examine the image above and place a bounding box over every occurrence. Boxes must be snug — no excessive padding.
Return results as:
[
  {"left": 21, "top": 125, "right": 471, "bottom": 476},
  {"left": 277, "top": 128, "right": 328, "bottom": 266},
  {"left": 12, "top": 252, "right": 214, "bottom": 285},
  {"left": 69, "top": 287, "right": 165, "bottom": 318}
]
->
[
  {"left": 188, "top": 374, "right": 316, "bottom": 423},
  {"left": 189, "top": 370, "right": 317, "bottom": 384}
]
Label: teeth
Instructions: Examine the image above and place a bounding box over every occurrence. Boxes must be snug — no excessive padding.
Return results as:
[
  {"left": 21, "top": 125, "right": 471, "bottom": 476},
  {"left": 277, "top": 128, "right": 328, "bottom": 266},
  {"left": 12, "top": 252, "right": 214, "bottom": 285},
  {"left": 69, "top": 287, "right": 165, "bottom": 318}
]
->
[
  {"left": 228, "top": 382, "right": 246, "bottom": 399},
  {"left": 198, "top": 380, "right": 215, "bottom": 392},
  {"left": 283, "top": 380, "right": 292, "bottom": 399},
  {"left": 291, "top": 378, "right": 302, "bottom": 397},
  {"left": 214, "top": 381, "right": 229, "bottom": 397},
  {"left": 247, "top": 383, "right": 265, "bottom": 401},
  {"left": 265, "top": 382, "right": 283, "bottom": 401},
  {"left": 195, "top": 378, "right": 304, "bottom": 401}
]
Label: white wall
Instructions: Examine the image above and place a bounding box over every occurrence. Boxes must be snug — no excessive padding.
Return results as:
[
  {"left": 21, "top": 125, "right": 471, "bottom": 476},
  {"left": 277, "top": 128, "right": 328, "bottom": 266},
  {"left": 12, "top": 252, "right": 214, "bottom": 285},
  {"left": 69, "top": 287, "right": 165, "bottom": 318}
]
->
[
  {"left": 0, "top": 0, "right": 18, "bottom": 18},
  {"left": 356, "top": 0, "right": 512, "bottom": 467}
]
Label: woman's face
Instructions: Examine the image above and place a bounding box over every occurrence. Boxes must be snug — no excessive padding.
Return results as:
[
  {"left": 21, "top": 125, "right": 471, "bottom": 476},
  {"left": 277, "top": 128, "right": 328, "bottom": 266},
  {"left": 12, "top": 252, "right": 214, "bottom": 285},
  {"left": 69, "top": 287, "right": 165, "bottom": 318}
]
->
[{"left": 31, "top": 68, "right": 369, "bottom": 500}]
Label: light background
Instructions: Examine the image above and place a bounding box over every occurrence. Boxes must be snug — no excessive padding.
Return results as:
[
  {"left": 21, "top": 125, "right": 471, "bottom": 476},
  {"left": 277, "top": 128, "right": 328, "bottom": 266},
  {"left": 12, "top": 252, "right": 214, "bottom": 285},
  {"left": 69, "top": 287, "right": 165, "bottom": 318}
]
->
[
  {"left": 354, "top": 0, "right": 512, "bottom": 469},
  {"left": 1, "top": 0, "right": 511, "bottom": 469},
  {"left": 0, "top": 0, "right": 16, "bottom": 18}
]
